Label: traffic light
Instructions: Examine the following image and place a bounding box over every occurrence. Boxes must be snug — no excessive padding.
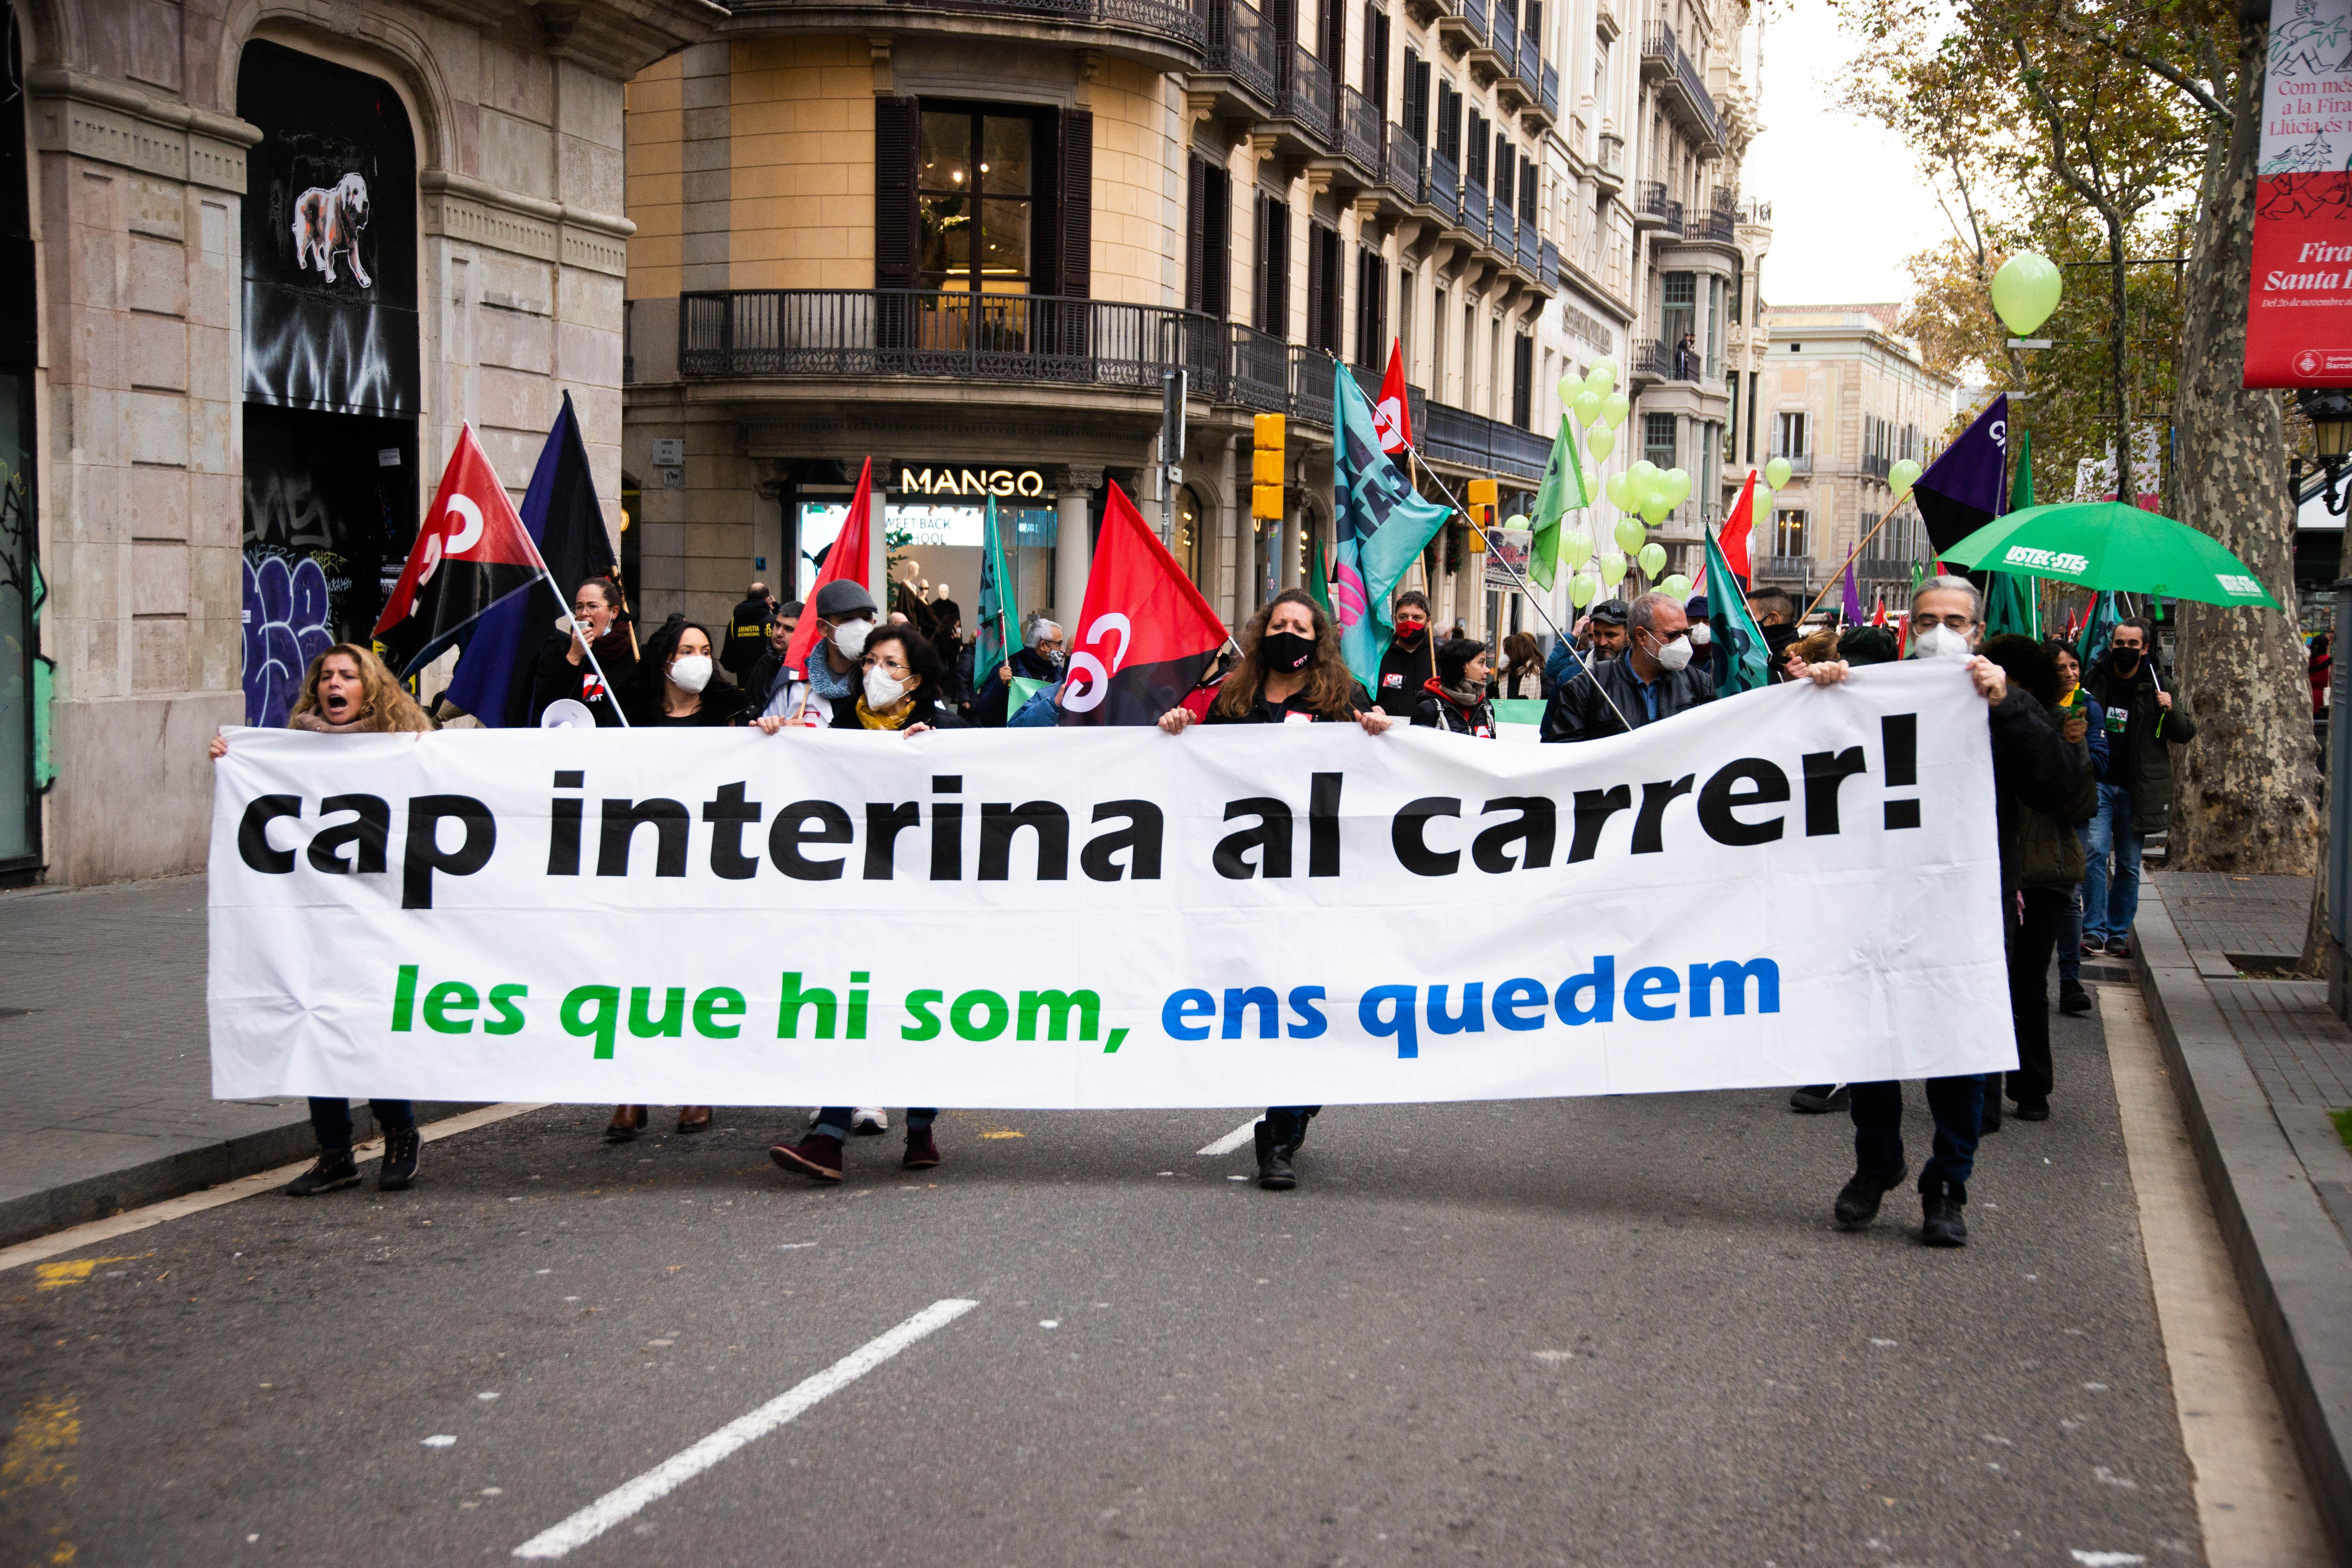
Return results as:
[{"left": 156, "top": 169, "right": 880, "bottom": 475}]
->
[
  {"left": 1251, "top": 413, "right": 1286, "bottom": 521},
  {"left": 1465, "top": 477, "right": 1498, "bottom": 551}
]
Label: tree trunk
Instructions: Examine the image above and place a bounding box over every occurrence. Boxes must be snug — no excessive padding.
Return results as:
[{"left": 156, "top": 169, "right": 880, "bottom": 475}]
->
[{"left": 2169, "top": 9, "right": 2323, "bottom": 873}]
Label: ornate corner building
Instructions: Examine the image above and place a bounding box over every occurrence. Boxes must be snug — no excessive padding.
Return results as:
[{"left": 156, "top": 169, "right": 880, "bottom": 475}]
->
[
  {"left": 619, "top": 0, "right": 1770, "bottom": 639},
  {"left": 0, "top": 0, "right": 719, "bottom": 885}
]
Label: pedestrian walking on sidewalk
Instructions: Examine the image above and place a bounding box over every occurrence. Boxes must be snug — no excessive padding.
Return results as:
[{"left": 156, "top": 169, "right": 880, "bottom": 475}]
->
[
  {"left": 1157, "top": 589, "right": 1395, "bottom": 1190},
  {"left": 208, "top": 643, "right": 432, "bottom": 1195},
  {"left": 2081, "top": 618, "right": 2196, "bottom": 959}
]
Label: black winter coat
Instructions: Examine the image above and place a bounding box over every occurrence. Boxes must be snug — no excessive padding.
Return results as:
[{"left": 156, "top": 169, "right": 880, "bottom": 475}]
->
[{"left": 1539, "top": 651, "right": 1715, "bottom": 742}]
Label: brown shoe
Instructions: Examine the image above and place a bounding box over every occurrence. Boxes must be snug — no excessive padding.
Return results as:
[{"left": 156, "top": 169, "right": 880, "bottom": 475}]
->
[
  {"left": 676, "top": 1106, "right": 713, "bottom": 1134},
  {"left": 771, "top": 1135, "right": 844, "bottom": 1182},
  {"left": 604, "top": 1105, "right": 647, "bottom": 1143},
  {"left": 903, "top": 1127, "right": 942, "bottom": 1169}
]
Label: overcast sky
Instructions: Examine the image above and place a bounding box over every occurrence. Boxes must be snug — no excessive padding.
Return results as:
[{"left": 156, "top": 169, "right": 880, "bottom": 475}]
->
[{"left": 1740, "top": 5, "right": 1956, "bottom": 308}]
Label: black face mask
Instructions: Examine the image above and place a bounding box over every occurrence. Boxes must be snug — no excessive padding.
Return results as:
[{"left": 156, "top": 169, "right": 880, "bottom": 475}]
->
[
  {"left": 1394, "top": 625, "right": 1427, "bottom": 648},
  {"left": 1259, "top": 630, "right": 1316, "bottom": 673},
  {"left": 2112, "top": 647, "right": 2143, "bottom": 673}
]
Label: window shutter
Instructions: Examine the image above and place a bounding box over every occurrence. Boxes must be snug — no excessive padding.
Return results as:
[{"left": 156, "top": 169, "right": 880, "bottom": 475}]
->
[
  {"left": 1202, "top": 163, "right": 1230, "bottom": 320},
  {"left": 1307, "top": 222, "right": 1328, "bottom": 352},
  {"left": 873, "top": 96, "right": 920, "bottom": 290},
  {"left": 1512, "top": 333, "right": 1533, "bottom": 429},
  {"left": 1520, "top": 152, "right": 1536, "bottom": 222},
  {"left": 1059, "top": 109, "right": 1094, "bottom": 299},
  {"left": 1186, "top": 156, "right": 1210, "bottom": 314}
]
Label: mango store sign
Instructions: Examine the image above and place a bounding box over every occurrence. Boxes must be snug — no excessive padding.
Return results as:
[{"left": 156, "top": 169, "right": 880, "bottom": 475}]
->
[{"left": 897, "top": 466, "right": 1049, "bottom": 499}]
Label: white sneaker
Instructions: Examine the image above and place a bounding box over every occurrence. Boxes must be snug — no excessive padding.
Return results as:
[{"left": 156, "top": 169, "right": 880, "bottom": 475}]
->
[{"left": 850, "top": 1108, "right": 888, "bottom": 1135}]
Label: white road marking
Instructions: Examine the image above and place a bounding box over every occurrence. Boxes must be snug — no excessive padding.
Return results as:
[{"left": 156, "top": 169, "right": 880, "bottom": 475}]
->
[
  {"left": 1197, "top": 1118, "right": 1262, "bottom": 1156},
  {"left": 510, "top": 1299, "right": 977, "bottom": 1560},
  {"left": 0, "top": 1103, "right": 550, "bottom": 1275}
]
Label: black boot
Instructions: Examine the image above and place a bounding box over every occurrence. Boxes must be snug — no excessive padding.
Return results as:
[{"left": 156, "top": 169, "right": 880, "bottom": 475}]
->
[
  {"left": 286, "top": 1149, "right": 360, "bottom": 1196},
  {"left": 377, "top": 1127, "right": 422, "bottom": 1191},
  {"left": 1254, "top": 1119, "right": 1297, "bottom": 1191},
  {"left": 1920, "top": 1182, "right": 1969, "bottom": 1248},
  {"left": 1833, "top": 1165, "right": 1906, "bottom": 1229}
]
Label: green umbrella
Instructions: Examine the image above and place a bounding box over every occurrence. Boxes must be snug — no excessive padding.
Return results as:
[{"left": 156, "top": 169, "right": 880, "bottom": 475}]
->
[{"left": 1938, "top": 500, "right": 2280, "bottom": 610}]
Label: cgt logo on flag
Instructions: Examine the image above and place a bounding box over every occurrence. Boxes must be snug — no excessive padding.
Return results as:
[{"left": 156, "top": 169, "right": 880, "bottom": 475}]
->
[
  {"left": 419, "top": 494, "right": 487, "bottom": 584},
  {"left": 1371, "top": 396, "right": 1406, "bottom": 453},
  {"left": 1060, "top": 613, "right": 1132, "bottom": 714}
]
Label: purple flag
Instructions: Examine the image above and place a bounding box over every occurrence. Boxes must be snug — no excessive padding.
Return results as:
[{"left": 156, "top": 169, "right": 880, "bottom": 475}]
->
[
  {"left": 1912, "top": 394, "right": 2008, "bottom": 553},
  {"left": 1842, "top": 560, "right": 1863, "bottom": 624}
]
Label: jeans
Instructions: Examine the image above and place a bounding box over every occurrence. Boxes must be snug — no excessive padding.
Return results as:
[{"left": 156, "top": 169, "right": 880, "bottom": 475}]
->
[
  {"left": 2082, "top": 784, "right": 2144, "bottom": 942},
  {"left": 2057, "top": 827, "right": 2087, "bottom": 991},
  {"left": 813, "top": 1108, "right": 934, "bottom": 1142},
  {"left": 1849, "top": 1076, "right": 1983, "bottom": 1200},
  {"left": 309, "top": 1097, "right": 415, "bottom": 1152},
  {"left": 2008, "top": 887, "right": 2071, "bottom": 1105}
]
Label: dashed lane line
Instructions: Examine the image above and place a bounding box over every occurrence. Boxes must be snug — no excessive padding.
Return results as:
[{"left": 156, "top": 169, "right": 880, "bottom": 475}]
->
[{"left": 1197, "top": 1117, "right": 1262, "bottom": 1156}]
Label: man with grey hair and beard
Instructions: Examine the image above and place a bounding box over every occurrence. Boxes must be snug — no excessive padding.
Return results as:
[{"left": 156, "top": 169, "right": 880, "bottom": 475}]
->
[
  {"left": 1789, "top": 576, "right": 2082, "bottom": 1247},
  {"left": 1539, "top": 590, "right": 1715, "bottom": 743}
]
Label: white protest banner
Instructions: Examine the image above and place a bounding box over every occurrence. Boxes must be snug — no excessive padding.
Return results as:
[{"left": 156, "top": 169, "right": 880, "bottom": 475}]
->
[{"left": 208, "top": 661, "right": 2016, "bottom": 1108}]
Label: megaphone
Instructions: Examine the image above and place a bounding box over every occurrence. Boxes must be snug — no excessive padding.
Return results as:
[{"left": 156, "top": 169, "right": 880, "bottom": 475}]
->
[{"left": 540, "top": 698, "right": 596, "bottom": 730}]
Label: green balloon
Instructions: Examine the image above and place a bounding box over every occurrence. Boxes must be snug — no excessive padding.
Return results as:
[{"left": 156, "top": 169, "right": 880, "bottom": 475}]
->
[
  {"left": 1614, "top": 516, "right": 1648, "bottom": 553},
  {"left": 1501, "top": 513, "right": 1529, "bottom": 534},
  {"left": 1752, "top": 486, "right": 1775, "bottom": 526},
  {"left": 1661, "top": 573, "right": 1692, "bottom": 600},
  {"left": 1556, "top": 372, "right": 1582, "bottom": 404},
  {"left": 1599, "top": 552, "right": 1628, "bottom": 587},
  {"left": 1629, "top": 459, "right": 1658, "bottom": 483},
  {"left": 1568, "top": 572, "right": 1598, "bottom": 608},
  {"left": 1572, "top": 389, "right": 1604, "bottom": 429},
  {"left": 1560, "top": 530, "right": 1595, "bottom": 569},
  {"left": 1990, "top": 251, "right": 2063, "bottom": 336},
  {"left": 1764, "top": 456, "right": 1792, "bottom": 490},
  {"left": 1602, "top": 391, "right": 1631, "bottom": 429},
  {"left": 1889, "top": 457, "right": 1923, "bottom": 497},
  {"left": 1586, "top": 357, "right": 1618, "bottom": 393},
  {"left": 1603, "top": 472, "right": 1635, "bottom": 511},
  {"left": 1639, "top": 497, "right": 1671, "bottom": 526},
  {"left": 1586, "top": 427, "right": 1617, "bottom": 460},
  {"left": 1638, "top": 541, "right": 1668, "bottom": 577},
  {"left": 1663, "top": 467, "right": 1691, "bottom": 507}
]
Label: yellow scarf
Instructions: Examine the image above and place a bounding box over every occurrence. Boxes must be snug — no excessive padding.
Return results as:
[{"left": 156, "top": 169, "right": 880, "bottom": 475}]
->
[{"left": 854, "top": 698, "right": 913, "bottom": 730}]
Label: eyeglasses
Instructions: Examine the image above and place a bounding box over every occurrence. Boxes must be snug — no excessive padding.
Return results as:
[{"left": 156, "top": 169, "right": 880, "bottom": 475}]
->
[
  {"left": 571, "top": 601, "right": 604, "bottom": 616},
  {"left": 1910, "top": 613, "right": 1977, "bottom": 632}
]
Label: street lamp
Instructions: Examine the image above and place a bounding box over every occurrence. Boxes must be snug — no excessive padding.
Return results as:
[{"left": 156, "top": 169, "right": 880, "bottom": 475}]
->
[{"left": 2298, "top": 388, "right": 2352, "bottom": 517}]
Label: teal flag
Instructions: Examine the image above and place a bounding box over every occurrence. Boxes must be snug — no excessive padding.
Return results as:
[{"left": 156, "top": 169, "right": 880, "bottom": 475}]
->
[
  {"left": 973, "top": 496, "right": 1018, "bottom": 693},
  {"left": 2077, "top": 590, "right": 2119, "bottom": 667},
  {"left": 1332, "top": 363, "right": 1453, "bottom": 692},
  {"left": 1706, "top": 526, "right": 1771, "bottom": 696},
  {"left": 1526, "top": 414, "right": 1587, "bottom": 591}
]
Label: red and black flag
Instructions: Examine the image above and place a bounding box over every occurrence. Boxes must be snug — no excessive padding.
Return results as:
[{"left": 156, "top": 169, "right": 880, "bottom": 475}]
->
[
  {"left": 375, "top": 424, "right": 549, "bottom": 676},
  {"left": 1057, "top": 481, "right": 1227, "bottom": 726}
]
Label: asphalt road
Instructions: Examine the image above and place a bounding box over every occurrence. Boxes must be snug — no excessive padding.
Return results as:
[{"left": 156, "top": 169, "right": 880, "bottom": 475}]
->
[{"left": 3, "top": 999, "right": 2204, "bottom": 1566}]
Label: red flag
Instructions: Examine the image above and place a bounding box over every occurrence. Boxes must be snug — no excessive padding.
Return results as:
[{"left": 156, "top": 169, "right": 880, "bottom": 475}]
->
[
  {"left": 375, "top": 424, "right": 548, "bottom": 675},
  {"left": 1372, "top": 339, "right": 1412, "bottom": 455},
  {"left": 1870, "top": 597, "right": 1888, "bottom": 628},
  {"left": 1719, "top": 470, "right": 1757, "bottom": 581},
  {"left": 783, "top": 457, "right": 875, "bottom": 679},
  {"left": 1058, "top": 481, "right": 1228, "bottom": 726}
]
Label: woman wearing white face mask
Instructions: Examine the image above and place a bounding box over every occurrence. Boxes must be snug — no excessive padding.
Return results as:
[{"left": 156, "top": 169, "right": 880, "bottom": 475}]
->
[
  {"left": 623, "top": 617, "right": 750, "bottom": 728},
  {"left": 827, "top": 624, "right": 968, "bottom": 734}
]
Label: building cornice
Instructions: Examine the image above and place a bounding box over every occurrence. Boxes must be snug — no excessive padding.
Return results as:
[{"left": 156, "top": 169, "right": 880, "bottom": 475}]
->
[
  {"left": 26, "top": 67, "right": 260, "bottom": 193},
  {"left": 420, "top": 169, "right": 635, "bottom": 275}
]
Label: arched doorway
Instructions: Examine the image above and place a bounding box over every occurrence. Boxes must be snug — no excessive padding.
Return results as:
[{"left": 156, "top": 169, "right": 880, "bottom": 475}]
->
[{"left": 236, "top": 40, "right": 420, "bottom": 727}]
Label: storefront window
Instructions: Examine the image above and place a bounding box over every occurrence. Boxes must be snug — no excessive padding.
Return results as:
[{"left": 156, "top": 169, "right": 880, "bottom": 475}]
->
[{"left": 797, "top": 490, "right": 1058, "bottom": 624}]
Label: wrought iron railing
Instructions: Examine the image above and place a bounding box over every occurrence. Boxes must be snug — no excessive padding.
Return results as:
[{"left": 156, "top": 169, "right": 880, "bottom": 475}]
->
[
  {"left": 1516, "top": 216, "right": 1538, "bottom": 270},
  {"left": 1771, "top": 452, "right": 1813, "bottom": 474},
  {"left": 1461, "top": 0, "right": 1489, "bottom": 43},
  {"left": 1540, "top": 62, "right": 1559, "bottom": 118},
  {"left": 1288, "top": 345, "right": 1336, "bottom": 429},
  {"left": 1492, "top": 203, "right": 1518, "bottom": 259},
  {"left": 1516, "top": 32, "right": 1540, "bottom": 87},
  {"left": 1204, "top": 0, "right": 1277, "bottom": 98},
  {"left": 1384, "top": 123, "right": 1424, "bottom": 202},
  {"left": 1339, "top": 85, "right": 1385, "bottom": 178},
  {"left": 1465, "top": 180, "right": 1490, "bottom": 243},
  {"left": 1758, "top": 554, "right": 1812, "bottom": 581},
  {"left": 1642, "top": 22, "right": 1722, "bottom": 145},
  {"left": 1277, "top": 45, "right": 1334, "bottom": 138},
  {"left": 1540, "top": 238, "right": 1560, "bottom": 289},
  {"left": 1862, "top": 452, "right": 1892, "bottom": 479},
  {"left": 1422, "top": 399, "right": 1552, "bottom": 480},
  {"left": 1740, "top": 198, "right": 1773, "bottom": 224},
  {"left": 1630, "top": 337, "right": 1670, "bottom": 380},
  {"left": 1226, "top": 321, "right": 1289, "bottom": 411},
  {"left": 1637, "top": 180, "right": 1669, "bottom": 220},
  {"left": 680, "top": 289, "right": 1200, "bottom": 386},
  {"left": 1491, "top": 0, "right": 1517, "bottom": 61},
  {"left": 1428, "top": 146, "right": 1461, "bottom": 222},
  {"left": 1856, "top": 555, "right": 1917, "bottom": 581}
]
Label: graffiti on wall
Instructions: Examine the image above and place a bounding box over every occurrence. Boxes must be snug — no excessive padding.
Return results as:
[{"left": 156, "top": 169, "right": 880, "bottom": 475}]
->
[{"left": 241, "top": 553, "right": 334, "bottom": 729}]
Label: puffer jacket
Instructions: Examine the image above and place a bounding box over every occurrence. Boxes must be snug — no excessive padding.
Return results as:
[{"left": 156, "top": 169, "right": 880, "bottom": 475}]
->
[{"left": 2083, "top": 653, "right": 2197, "bottom": 834}]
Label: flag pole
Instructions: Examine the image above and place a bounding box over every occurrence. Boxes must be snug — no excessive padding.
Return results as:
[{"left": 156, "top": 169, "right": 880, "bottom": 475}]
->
[
  {"left": 1400, "top": 443, "right": 1633, "bottom": 733},
  {"left": 490, "top": 417, "right": 629, "bottom": 728},
  {"left": 1796, "top": 505, "right": 1905, "bottom": 623}
]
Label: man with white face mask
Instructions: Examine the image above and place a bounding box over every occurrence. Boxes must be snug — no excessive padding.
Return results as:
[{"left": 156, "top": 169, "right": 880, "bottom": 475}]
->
[
  {"left": 1790, "top": 579, "right": 2083, "bottom": 1246},
  {"left": 761, "top": 579, "right": 878, "bottom": 730},
  {"left": 1539, "top": 591, "right": 1715, "bottom": 742}
]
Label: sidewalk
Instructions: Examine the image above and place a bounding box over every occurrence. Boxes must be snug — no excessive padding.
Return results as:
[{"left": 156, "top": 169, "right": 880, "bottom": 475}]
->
[
  {"left": 0, "top": 875, "right": 463, "bottom": 1247},
  {"left": 2132, "top": 868, "right": 2352, "bottom": 1559}
]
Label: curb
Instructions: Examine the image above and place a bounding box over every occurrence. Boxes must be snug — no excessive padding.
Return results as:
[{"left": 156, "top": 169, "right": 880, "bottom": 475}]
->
[
  {"left": 0, "top": 1101, "right": 489, "bottom": 1251},
  {"left": 2132, "top": 877, "right": 2352, "bottom": 1561}
]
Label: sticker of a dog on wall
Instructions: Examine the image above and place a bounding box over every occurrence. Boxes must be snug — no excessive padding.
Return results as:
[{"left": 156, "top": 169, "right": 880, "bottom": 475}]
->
[{"left": 291, "top": 171, "right": 372, "bottom": 287}]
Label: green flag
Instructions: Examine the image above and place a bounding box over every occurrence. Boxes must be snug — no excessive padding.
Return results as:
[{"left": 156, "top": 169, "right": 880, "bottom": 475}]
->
[
  {"left": 1706, "top": 526, "right": 1771, "bottom": 696},
  {"left": 1308, "top": 536, "right": 1332, "bottom": 615},
  {"left": 1526, "top": 414, "right": 1587, "bottom": 591},
  {"left": 973, "top": 496, "right": 1018, "bottom": 692},
  {"left": 1983, "top": 429, "right": 2041, "bottom": 638}
]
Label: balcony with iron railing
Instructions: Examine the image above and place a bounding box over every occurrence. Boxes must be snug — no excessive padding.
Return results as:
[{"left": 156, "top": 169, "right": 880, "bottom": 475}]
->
[
  {"left": 1628, "top": 337, "right": 1671, "bottom": 383},
  {"left": 1437, "top": 0, "right": 1489, "bottom": 51},
  {"left": 1462, "top": 180, "right": 1491, "bottom": 243},
  {"left": 1861, "top": 452, "right": 1892, "bottom": 479},
  {"left": 1515, "top": 210, "right": 1538, "bottom": 272},
  {"left": 773, "top": 0, "right": 1207, "bottom": 61},
  {"left": 1540, "top": 238, "right": 1560, "bottom": 289},
  {"left": 1481, "top": 0, "right": 1515, "bottom": 78},
  {"left": 1739, "top": 198, "right": 1773, "bottom": 225},
  {"left": 1338, "top": 85, "right": 1385, "bottom": 182},
  {"left": 1855, "top": 555, "right": 1917, "bottom": 581},
  {"left": 1686, "top": 190, "right": 1736, "bottom": 245},
  {"left": 1384, "top": 123, "right": 1424, "bottom": 203},
  {"left": 1633, "top": 179, "right": 1672, "bottom": 231},
  {"left": 1756, "top": 554, "right": 1813, "bottom": 583},
  {"left": 1272, "top": 45, "right": 1335, "bottom": 148},
  {"left": 1422, "top": 399, "right": 1552, "bottom": 480},
  {"left": 1641, "top": 22, "right": 1722, "bottom": 152},
  {"left": 1426, "top": 146, "right": 1462, "bottom": 223},
  {"left": 1201, "top": 0, "right": 1278, "bottom": 105},
  {"left": 1538, "top": 62, "right": 1559, "bottom": 123}
]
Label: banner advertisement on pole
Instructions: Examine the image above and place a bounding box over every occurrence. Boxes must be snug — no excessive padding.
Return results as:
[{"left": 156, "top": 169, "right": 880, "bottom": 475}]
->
[
  {"left": 209, "top": 663, "right": 2015, "bottom": 1109},
  {"left": 1483, "top": 527, "right": 1534, "bottom": 593},
  {"left": 2245, "top": 0, "right": 2352, "bottom": 387}
]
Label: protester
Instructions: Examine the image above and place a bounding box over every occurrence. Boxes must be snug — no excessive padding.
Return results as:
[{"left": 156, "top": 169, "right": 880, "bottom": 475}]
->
[
  {"left": 975, "top": 617, "right": 1065, "bottom": 727},
  {"left": 762, "top": 580, "right": 878, "bottom": 729},
  {"left": 2050, "top": 642, "right": 2107, "bottom": 1016},
  {"left": 1794, "top": 580, "right": 2082, "bottom": 1246},
  {"left": 206, "top": 644, "right": 432, "bottom": 1195},
  {"left": 1682, "top": 596, "right": 1715, "bottom": 679},
  {"left": 742, "top": 599, "right": 804, "bottom": 713},
  {"left": 830, "top": 623, "right": 968, "bottom": 734},
  {"left": 927, "top": 599, "right": 968, "bottom": 709},
  {"left": 2312, "top": 632, "right": 2333, "bottom": 719},
  {"left": 622, "top": 617, "right": 749, "bottom": 728},
  {"left": 1540, "top": 591, "right": 1713, "bottom": 742},
  {"left": 1414, "top": 638, "right": 1496, "bottom": 735},
  {"left": 2081, "top": 617, "right": 2197, "bottom": 959},
  {"left": 1374, "top": 591, "right": 1437, "bottom": 717},
  {"left": 1497, "top": 631, "right": 1545, "bottom": 700},
  {"left": 721, "top": 580, "right": 774, "bottom": 677},
  {"left": 1745, "top": 587, "right": 1801, "bottom": 683},
  {"left": 1980, "top": 635, "right": 2099, "bottom": 1128},
  {"left": 1157, "top": 589, "right": 1393, "bottom": 1191},
  {"left": 1546, "top": 599, "right": 1627, "bottom": 693},
  {"left": 526, "top": 576, "right": 637, "bottom": 726}
]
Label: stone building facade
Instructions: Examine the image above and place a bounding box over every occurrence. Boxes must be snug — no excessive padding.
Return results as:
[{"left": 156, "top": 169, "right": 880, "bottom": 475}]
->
[
  {"left": 2, "top": 0, "right": 717, "bottom": 885},
  {"left": 617, "top": 0, "right": 1772, "bottom": 643},
  {"left": 1752, "top": 302, "right": 1962, "bottom": 607}
]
